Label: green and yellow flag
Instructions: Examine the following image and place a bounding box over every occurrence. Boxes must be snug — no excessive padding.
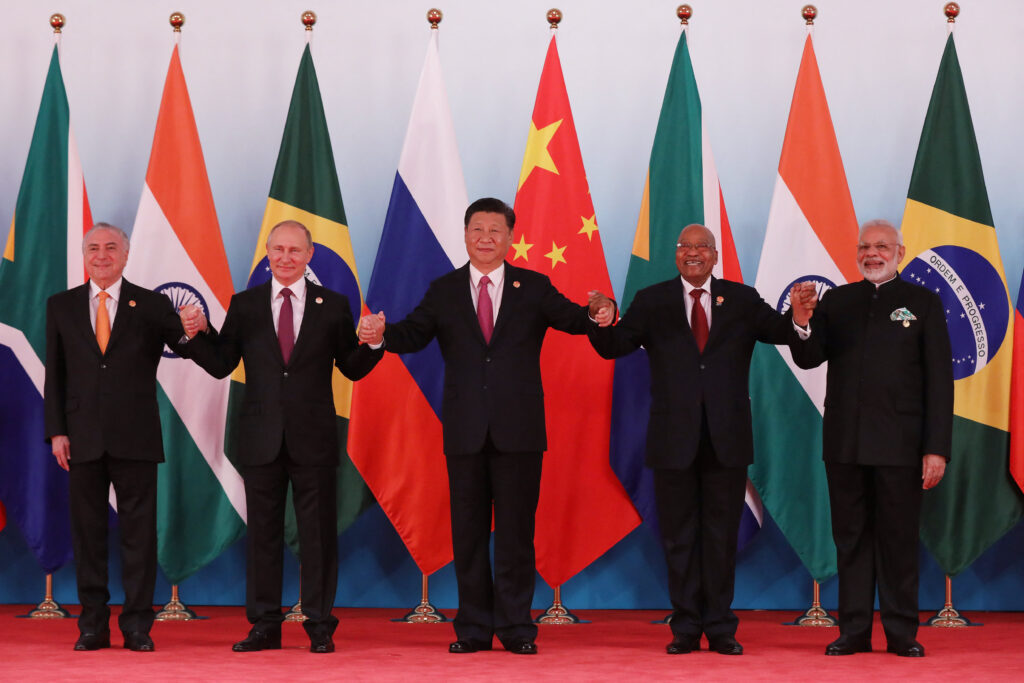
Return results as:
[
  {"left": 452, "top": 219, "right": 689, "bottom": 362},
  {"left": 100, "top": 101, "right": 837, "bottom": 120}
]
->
[
  {"left": 900, "top": 33, "right": 1024, "bottom": 576},
  {"left": 227, "top": 43, "right": 374, "bottom": 552}
]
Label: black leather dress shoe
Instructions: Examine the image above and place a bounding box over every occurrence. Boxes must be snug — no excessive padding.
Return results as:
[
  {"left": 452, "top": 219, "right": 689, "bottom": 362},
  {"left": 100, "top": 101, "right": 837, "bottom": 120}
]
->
[
  {"left": 74, "top": 632, "right": 111, "bottom": 651},
  {"left": 708, "top": 635, "right": 743, "bottom": 655},
  {"left": 449, "top": 640, "right": 491, "bottom": 653},
  {"left": 309, "top": 635, "right": 335, "bottom": 653},
  {"left": 666, "top": 636, "right": 700, "bottom": 654},
  {"left": 825, "top": 635, "right": 872, "bottom": 656},
  {"left": 232, "top": 629, "right": 282, "bottom": 652},
  {"left": 506, "top": 640, "right": 537, "bottom": 655},
  {"left": 887, "top": 641, "right": 925, "bottom": 657},
  {"left": 122, "top": 632, "right": 154, "bottom": 652}
]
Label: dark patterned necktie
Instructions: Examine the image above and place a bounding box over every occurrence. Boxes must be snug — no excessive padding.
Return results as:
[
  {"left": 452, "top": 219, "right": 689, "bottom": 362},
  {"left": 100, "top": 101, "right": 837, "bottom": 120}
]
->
[
  {"left": 690, "top": 288, "right": 708, "bottom": 352},
  {"left": 279, "top": 288, "right": 295, "bottom": 363}
]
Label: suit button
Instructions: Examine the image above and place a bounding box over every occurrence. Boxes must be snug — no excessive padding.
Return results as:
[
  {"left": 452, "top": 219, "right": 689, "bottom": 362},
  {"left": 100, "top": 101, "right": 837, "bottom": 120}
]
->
[
  {"left": 485, "top": 357, "right": 491, "bottom": 363},
  {"left": 699, "top": 363, "right": 705, "bottom": 370},
  {"left": 100, "top": 364, "right": 107, "bottom": 369},
  {"left": 483, "top": 385, "right": 488, "bottom": 390},
  {"left": 283, "top": 372, "right": 289, "bottom": 378}
]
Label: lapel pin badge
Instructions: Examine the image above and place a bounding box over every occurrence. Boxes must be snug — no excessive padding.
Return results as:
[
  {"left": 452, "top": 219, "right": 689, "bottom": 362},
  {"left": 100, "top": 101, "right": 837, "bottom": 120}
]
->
[
  {"left": 315, "top": 297, "right": 323, "bottom": 304},
  {"left": 890, "top": 307, "right": 916, "bottom": 327},
  {"left": 513, "top": 281, "right": 521, "bottom": 288},
  {"left": 128, "top": 300, "right": 137, "bottom": 307},
  {"left": 715, "top": 296, "right": 724, "bottom": 306}
]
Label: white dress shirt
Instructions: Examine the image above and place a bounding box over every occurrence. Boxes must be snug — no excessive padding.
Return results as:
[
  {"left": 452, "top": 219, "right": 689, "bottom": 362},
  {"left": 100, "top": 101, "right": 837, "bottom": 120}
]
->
[
  {"left": 680, "top": 275, "right": 712, "bottom": 330},
  {"left": 89, "top": 277, "right": 123, "bottom": 332},
  {"left": 469, "top": 263, "right": 506, "bottom": 324},
  {"left": 271, "top": 276, "right": 307, "bottom": 337}
]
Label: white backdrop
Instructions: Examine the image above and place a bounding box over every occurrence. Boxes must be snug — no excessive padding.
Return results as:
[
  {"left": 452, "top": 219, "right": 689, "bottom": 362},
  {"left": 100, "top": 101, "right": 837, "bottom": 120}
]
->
[{"left": 3, "top": 0, "right": 1022, "bottom": 299}]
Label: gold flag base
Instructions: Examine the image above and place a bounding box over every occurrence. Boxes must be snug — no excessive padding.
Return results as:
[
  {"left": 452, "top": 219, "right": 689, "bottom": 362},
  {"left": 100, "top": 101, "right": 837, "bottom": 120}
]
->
[
  {"left": 392, "top": 575, "right": 449, "bottom": 622},
  {"left": 26, "top": 574, "right": 71, "bottom": 618},
  {"left": 534, "top": 586, "right": 587, "bottom": 624},
  {"left": 785, "top": 580, "right": 837, "bottom": 626},
  {"left": 156, "top": 586, "right": 199, "bottom": 621},
  {"left": 925, "top": 576, "right": 979, "bottom": 627},
  {"left": 284, "top": 599, "right": 307, "bottom": 622}
]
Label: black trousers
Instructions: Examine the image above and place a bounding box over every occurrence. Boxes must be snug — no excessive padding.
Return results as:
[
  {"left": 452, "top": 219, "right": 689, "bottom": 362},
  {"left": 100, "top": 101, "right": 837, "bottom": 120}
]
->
[
  {"left": 826, "top": 462, "right": 922, "bottom": 647},
  {"left": 655, "top": 417, "right": 747, "bottom": 641},
  {"left": 69, "top": 455, "right": 157, "bottom": 636},
  {"left": 242, "top": 443, "right": 339, "bottom": 640},
  {"left": 446, "top": 437, "right": 542, "bottom": 647}
]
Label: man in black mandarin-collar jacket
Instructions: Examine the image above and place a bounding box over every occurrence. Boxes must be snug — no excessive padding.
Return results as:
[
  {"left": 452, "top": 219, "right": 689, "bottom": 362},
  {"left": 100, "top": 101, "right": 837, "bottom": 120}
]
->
[
  {"left": 587, "top": 224, "right": 810, "bottom": 656},
  {"left": 184, "top": 221, "right": 382, "bottom": 654},
  {"left": 791, "top": 219, "right": 952, "bottom": 658},
  {"left": 359, "top": 198, "right": 608, "bottom": 656}
]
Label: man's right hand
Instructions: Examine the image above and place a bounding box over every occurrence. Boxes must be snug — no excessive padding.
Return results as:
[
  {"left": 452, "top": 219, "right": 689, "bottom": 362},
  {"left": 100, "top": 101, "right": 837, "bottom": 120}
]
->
[
  {"left": 359, "top": 311, "right": 385, "bottom": 345},
  {"left": 587, "top": 290, "right": 616, "bottom": 327},
  {"left": 789, "top": 282, "right": 818, "bottom": 328},
  {"left": 179, "top": 304, "right": 208, "bottom": 338},
  {"left": 52, "top": 435, "right": 71, "bottom": 471}
]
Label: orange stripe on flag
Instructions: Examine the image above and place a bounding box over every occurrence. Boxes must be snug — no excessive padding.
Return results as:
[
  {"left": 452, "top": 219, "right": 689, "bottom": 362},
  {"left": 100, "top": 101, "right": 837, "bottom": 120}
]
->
[
  {"left": 778, "top": 36, "right": 859, "bottom": 284},
  {"left": 144, "top": 46, "right": 233, "bottom": 310}
]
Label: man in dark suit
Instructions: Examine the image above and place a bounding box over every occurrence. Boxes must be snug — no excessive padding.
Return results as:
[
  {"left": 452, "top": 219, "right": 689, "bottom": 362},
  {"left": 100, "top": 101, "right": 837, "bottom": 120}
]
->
[
  {"left": 45, "top": 222, "right": 194, "bottom": 652},
  {"left": 358, "top": 197, "right": 611, "bottom": 655},
  {"left": 587, "top": 223, "right": 812, "bottom": 656},
  {"left": 791, "top": 219, "right": 952, "bottom": 658},
  {"left": 182, "top": 220, "right": 382, "bottom": 654}
]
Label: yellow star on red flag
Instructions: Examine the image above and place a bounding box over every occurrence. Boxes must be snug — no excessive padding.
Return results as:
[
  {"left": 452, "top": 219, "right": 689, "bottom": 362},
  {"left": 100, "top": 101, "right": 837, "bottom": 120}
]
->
[
  {"left": 544, "top": 241, "right": 567, "bottom": 269},
  {"left": 578, "top": 214, "right": 598, "bottom": 241},
  {"left": 511, "top": 234, "right": 533, "bottom": 261},
  {"left": 517, "top": 119, "right": 563, "bottom": 191}
]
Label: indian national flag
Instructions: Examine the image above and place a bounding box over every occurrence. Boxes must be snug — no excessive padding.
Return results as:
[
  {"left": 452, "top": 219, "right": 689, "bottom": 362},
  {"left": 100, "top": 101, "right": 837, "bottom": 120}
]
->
[
  {"left": 125, "top": 43, "right": 245, "bottom": 584},
  {"left": 748, "top": 32, "right": 860, "bottom": 583}
]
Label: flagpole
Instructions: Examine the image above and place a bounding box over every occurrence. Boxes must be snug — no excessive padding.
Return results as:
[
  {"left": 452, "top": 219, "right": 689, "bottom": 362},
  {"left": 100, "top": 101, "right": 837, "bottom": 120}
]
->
[
  {"left": 285, "top": 571, "right": 306, "bottom": 621},
  {"left": 926, "top": 575, "right": 977, "bottom": 627},
  {"left": 786, "top": 579, "right": 837, "bottom": 627}
]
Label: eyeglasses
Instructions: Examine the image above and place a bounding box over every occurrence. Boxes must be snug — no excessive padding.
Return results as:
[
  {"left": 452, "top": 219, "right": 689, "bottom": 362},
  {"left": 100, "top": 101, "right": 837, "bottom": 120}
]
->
[
  {"left": 856, "top": 242, "right": 897, "bottom": 254},
  {"left": 676, "top": 242, "right": 715, "bottom": 251}
]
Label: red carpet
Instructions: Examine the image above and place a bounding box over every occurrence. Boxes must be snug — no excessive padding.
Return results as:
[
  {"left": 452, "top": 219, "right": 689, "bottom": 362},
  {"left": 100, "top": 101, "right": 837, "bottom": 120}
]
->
[{"left": 3, "top": 606, "right": 1022, "bottom": 681}]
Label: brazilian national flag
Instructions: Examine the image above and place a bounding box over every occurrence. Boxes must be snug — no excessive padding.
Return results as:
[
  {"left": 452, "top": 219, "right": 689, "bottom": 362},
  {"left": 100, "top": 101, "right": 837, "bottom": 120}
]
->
[
  {"left": 900, "top": 33, "right": 1024, "bottom": 576},
  {"left": 225, "top": 44, "right": 374, "bottom": 553}
]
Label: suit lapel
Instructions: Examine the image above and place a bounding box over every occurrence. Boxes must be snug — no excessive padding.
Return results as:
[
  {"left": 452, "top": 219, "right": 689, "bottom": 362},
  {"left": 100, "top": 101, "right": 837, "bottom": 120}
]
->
[
  {"left": 490, "top": 262, "right": 517, "bottom": 343},
  {"left": 105, "top": 279, "right": 136, "bottom": 354},
  {"left": 704, "top": 277, "right": 725, "bottom": 350},
  {"left": 72, "top": 283, "right": 101, "bottom": 355},
  {"left": 290, "top": 280, "right": 321, "bottom": 362},
  {"left": 454, "top": 264, "right": 488, "bottom": 346},
  {"left": 255, "top": 281, "right": 284, "bottom": 365}
]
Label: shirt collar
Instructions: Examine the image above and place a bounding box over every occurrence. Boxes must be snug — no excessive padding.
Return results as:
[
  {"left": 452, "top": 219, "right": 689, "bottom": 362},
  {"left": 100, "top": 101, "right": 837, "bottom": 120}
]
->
[
  {"left": 272, "top": 276, "right": 306, "bottom": 301},
  {"left": 469, "top": 262, "right": 505, "bottom": 289},
  {"left": 90, "top": 277, "right": 123, "bottom": 301},
  {"left": 680, "top": 275, "right": 712, "bottom": 296},
  {"left": 868, "top": 272, "right": 900, "bottom": 290}
]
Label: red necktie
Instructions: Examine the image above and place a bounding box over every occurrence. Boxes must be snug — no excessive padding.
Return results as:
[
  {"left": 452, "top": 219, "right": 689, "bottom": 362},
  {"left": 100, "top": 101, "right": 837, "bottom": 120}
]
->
[
  {"left": 279, "top": 288, "right": 295, "bottom": 363},
  {"left": 690, "top": 288, "right": 708, "bottom": 352},
  {"left": 477, "top": 275, "right": 494, "bottom": 343}
]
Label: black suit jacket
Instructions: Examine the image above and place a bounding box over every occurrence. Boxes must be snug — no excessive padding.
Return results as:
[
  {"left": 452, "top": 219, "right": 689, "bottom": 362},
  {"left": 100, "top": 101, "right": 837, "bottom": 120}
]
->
[
  {"left": 44, "top": 279, "right": 189, "bottom": 462},
  {"left": 187, "top": 279, "right": 382, "bottom": 467},
  {"left": 790, "top": 275, "right": 953, "bottom": 466},
  {"left": 383, "top": 262, "right": 595, "bottom": 456},
  {"left": 588, "top": 276, "right": 798, "bottom": 469}
]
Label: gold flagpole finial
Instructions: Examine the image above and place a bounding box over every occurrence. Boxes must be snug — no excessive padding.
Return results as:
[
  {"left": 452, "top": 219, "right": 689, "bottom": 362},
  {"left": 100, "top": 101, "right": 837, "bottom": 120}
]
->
[
  {"left": 547, "top": 8, "right": 562, "bottom": 29},
  {"left": 302, "top": 10, "right": 317, "bottom": 31},
  {"left": 677, "top": 5, "right": 692, "bottom": 25},
  {"left": 944, "top": 2, "right": 960, "bottom": 23},
  {"left": 50, "top": 13, "right": 65, "bottom": 33},
  {"left": 169, "top": 12, "right": 185, "bottom": 32},
  {"left": 427, "top": 8, "right": 443, "bottom": 29},
  {"left": 802, "top": 5, "right": 818, "bottom": 25}
]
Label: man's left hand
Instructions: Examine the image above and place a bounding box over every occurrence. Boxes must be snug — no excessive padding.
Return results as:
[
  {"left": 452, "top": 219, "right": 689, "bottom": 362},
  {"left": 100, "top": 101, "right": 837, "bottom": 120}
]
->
[
  {"left": 587, "top": 290, "right": 616, "bottom": 327},
  {"left": 922, "top": 454, "right": 946, "bottom": 489}
]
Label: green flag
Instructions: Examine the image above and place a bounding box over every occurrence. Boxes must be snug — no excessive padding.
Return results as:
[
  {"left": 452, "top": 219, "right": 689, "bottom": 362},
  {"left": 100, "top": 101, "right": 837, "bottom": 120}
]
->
[{"left": 900, "top": 34, "right": 1024, "bottom": 576}]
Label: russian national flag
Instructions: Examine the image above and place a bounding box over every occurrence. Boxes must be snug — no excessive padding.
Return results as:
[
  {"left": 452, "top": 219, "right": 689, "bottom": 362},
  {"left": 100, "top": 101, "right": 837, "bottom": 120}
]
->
[{"left": 348, "top": 28, "right": 467, "bottom": 575}]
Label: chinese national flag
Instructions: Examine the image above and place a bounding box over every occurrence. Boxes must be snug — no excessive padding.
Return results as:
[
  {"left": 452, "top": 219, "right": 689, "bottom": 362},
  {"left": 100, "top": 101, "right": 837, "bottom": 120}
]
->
[{"left": 513, "top": 34, "right": 641, "bottom": 588}]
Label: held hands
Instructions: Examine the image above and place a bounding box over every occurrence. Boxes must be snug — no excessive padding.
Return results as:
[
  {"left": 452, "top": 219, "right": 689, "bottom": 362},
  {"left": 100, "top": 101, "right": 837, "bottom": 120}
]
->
[
  {"left": 587, "top": 290, "right": 616, "bottom": 327},
  {"left": 789, "top": 282, "right": 818, "bottom": 327},
  {"left": 359, "top": 311, "right": 385, "bottom": 345},
  {"left": 52, "top": 435, "right": 70, "bottom": 471},
  {"left": 179, "top": 304, "right": 208, "bottom": 338},
  {"left": 922, "top": 454, "right": 946, "bottom": 490}
]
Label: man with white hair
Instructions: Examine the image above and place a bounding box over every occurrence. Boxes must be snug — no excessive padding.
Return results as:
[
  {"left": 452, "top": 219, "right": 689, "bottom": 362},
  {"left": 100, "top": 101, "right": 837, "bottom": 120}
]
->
[{"left": 791, "top": 219, "right": 953, "bottom": 658}]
